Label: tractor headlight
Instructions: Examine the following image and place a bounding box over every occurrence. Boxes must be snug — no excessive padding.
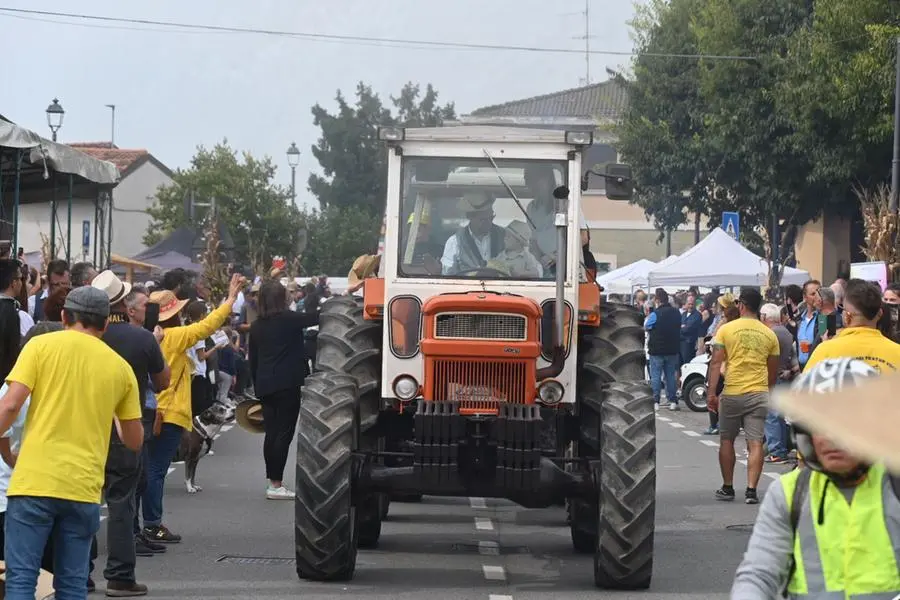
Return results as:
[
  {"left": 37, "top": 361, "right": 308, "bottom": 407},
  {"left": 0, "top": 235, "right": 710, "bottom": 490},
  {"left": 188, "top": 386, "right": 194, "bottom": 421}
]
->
[
  {"left": 536, "top": 380, "right": 565, "bottom": 405},
  {"left": 392, "top": 375, "right": 420, "bottom": 401}
]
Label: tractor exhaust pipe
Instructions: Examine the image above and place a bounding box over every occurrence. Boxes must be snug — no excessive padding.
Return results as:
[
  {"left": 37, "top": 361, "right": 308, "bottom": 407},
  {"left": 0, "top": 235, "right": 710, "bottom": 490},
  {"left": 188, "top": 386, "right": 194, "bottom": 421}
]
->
[{"left": 538, "top": 185, "right": 570, "bottom": 381}]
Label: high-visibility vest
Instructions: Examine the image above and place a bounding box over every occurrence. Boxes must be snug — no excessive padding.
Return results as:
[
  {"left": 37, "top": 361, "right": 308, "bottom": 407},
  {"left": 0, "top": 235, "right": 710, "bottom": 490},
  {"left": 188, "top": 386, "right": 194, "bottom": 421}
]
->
[{"left": 783, "top": 463, "right": 900, "bottom": 599}]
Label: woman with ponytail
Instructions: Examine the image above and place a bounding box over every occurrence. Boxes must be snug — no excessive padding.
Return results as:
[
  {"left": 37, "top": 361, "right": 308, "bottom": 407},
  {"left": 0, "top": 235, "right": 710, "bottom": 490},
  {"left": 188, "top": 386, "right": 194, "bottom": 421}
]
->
[{"left": 0, "top": 259, "right": 24, "bottom": 381}]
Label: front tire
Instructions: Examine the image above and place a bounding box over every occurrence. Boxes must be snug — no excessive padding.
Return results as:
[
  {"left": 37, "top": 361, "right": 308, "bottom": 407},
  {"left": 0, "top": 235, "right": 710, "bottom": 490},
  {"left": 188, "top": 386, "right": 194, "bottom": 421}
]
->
[
  {"left": 294, "top": 372, "right": 359, "bottom": 582},
  {"left": 572, "top": 303, "right": 656, "bottom": 590},
  {"left": 682, "top": 377, "right": 708, "bottom": 412}
]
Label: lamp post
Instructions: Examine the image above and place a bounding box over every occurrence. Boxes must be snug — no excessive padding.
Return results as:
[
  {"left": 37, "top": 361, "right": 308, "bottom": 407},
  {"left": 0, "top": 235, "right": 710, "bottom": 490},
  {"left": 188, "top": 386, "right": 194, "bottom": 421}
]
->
[
  {"left": 46, "top": 98, "right": 65, "bottom": 142},
  {"left": 286, "top": 142, "right": 301, "bottom": 208}
]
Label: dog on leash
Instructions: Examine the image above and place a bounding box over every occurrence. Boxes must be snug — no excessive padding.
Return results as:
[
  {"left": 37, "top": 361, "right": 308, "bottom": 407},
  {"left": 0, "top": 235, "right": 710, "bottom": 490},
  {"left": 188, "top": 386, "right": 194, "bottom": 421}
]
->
[{"left": 173, "top": 401, "right": 234, "bottom": 494}]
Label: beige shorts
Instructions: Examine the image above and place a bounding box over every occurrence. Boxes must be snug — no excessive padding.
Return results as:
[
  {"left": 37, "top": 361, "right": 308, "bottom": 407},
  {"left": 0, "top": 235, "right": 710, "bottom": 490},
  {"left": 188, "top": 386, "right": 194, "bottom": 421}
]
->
[{"left": 719, "top": 392, "right": 768, "bottom": 442}]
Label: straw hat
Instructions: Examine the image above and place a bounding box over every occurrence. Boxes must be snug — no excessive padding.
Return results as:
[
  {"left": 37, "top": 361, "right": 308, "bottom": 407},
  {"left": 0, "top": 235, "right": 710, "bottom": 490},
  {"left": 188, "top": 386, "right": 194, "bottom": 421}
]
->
[
  {"left": 235, "top": 398, "right": 265, "bottom": 434},
  {"left": 91, "top": 269, "right": 132, "bottom": 305},
  {"left": 149, "top": 289, "right": 189, "bottom": 322},
  {"left": 717, "top": 292, "right": 735, "bottom": 309},
  {"left": 458, "top": 191, "right": 494, "bottom": 214},
  {"left": 348, "top": 254, "right": 381, "bottom": 287}
]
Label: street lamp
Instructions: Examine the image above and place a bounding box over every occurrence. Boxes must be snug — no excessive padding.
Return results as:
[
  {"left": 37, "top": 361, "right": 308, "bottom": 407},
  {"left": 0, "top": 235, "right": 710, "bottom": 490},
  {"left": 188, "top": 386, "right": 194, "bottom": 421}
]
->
[
  {"left": 286, "top": 142, "right": 301, "bottom": 207},
  {"left": 46, "top": 98, "right": 65, "bottom": 142}
]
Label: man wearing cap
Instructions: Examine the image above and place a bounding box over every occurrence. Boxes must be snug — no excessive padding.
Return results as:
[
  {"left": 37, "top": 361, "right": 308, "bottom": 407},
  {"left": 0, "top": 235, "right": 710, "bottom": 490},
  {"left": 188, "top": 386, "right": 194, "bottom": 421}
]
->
[
  {"left": 93, "top": 271, "right": 171, "bottom": 595},
  {"left": 430, "top": 191, "right": 506, "bottom": 276},
  {"left": 0, "top": 286, "right": 143, "bottom": 598}
]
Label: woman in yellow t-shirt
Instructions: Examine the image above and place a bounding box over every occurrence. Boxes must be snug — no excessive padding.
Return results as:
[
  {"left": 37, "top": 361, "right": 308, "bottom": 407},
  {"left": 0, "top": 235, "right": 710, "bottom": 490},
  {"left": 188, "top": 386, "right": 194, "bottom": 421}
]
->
[{"left": 140, "top": 274, "right": 244, "bottom": 544}]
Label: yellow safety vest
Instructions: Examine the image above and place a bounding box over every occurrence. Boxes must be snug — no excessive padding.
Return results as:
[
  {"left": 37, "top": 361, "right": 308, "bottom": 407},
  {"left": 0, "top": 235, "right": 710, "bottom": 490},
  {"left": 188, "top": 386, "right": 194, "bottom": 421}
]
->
[{"left": 783, "top": 464, "right": 900, "bottom": 599}]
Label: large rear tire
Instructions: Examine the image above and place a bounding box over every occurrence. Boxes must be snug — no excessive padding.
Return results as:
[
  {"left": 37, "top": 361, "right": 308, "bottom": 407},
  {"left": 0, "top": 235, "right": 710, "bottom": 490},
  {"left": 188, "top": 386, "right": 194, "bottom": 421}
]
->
[
  {"left": 295, "top": 372, "right": 359, "bottom": 582},
  {"left": 315, "top": 296, "right": 385, "bottom": 548},
  {"left": 571, "top": 302, "right": 656, "bottom": 590}
]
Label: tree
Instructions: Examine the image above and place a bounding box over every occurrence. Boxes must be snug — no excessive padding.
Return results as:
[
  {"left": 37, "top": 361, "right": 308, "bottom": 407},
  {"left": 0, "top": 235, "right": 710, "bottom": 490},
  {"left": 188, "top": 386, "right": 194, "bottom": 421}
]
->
[
  {"left": 297, "top": 205, "right": 381, "bottom": 276},
  {"left": 145, "top": 141, "right": 302, "bottom": 268},
  {"left": 308, "top": 82, "right": 456, "bottom": 215},
  {"left": 616, "top": 0, "right": 714, "bottom": 242}
]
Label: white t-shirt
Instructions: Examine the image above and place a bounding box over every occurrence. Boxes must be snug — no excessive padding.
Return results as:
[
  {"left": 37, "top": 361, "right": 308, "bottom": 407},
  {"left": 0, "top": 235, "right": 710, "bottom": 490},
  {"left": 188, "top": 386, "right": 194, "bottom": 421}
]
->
[
  {"left": 18, "top": 310, "right": 34, "bottom": 337},
  {"left": 0, "top": 388, "right": 29, "bottom": 513},
  {"left": 188, "top": 341, "right": 207, "bottom": 378}
]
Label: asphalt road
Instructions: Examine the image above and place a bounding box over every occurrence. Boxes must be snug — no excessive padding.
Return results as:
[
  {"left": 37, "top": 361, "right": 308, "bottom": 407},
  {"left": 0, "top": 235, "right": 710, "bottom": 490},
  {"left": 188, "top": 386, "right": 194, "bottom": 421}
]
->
[{"left": 92, "top": 406, "right": 795, "bottom": 600}]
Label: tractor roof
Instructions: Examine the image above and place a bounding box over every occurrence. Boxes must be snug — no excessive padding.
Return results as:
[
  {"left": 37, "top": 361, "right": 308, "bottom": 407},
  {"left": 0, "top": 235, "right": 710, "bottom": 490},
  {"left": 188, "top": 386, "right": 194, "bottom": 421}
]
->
[{"left": 399, "top": 125, "right": 582, "bottom": 145}]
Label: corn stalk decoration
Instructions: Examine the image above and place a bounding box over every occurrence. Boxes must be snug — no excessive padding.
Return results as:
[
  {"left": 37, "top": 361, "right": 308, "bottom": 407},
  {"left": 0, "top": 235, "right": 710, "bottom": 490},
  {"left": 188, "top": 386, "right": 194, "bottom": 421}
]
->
[
  {"left": 199, "top": 212, "right": 229, "bottom": 304},
  {"left": 856, "top": 184, "right": 900, "bottom": 277}
]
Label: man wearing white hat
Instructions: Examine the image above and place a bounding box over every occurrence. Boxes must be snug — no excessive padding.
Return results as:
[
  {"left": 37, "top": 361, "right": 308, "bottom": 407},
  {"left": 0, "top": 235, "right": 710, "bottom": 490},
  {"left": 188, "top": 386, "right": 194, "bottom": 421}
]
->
[
  {"left": 92, "top": 271, "right": 171, "bottom": 596},
  {"left": 431, "top": 191, "right": 506, "bottom": 276}
]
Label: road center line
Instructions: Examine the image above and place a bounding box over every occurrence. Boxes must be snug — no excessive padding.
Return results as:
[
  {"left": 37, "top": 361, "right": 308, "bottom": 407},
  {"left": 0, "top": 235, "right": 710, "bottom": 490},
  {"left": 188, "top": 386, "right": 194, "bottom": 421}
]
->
[
  {"left": 478, "top": 541, "right": 500, "bottom": 556},
  {"left": 683, "top": 430, "right": 701, "bottom": 437},
  {"left": 488, "top": 595, "right": 514, "bottom": 600},
  {"left": 475, "top": 517, "right": 494, "bottom": 531},
  {"left": 470, "top": 497, "right": 487, "bottom": 509},
  {"left": 656, "top": 416, "right": 671, "bottom": 422},
  {"left": 700, "top": 440, "right": 720, "bottom": 448},
  {"left": 482, "top": 565, "right": 506, "bottom": 581},
  {"left": 668, "top": 422, "right": 685, "bottom": 429}
]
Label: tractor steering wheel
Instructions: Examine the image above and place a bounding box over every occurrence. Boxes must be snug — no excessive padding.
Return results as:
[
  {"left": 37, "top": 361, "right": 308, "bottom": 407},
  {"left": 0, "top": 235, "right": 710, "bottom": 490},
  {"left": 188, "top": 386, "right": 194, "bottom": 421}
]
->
[{"left": 457, "top": 267, "right": 510, "bottom": 279}]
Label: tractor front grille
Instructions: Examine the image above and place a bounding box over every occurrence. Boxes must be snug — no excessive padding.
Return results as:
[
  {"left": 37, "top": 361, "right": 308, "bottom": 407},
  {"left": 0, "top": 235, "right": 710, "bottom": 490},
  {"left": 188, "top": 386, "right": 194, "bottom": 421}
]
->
[
  {"left": 431, "top": 359, "right": 528, "bottom": 414},
  {"left": 434, "top": 313, "right": 527, "bottom": 341}
]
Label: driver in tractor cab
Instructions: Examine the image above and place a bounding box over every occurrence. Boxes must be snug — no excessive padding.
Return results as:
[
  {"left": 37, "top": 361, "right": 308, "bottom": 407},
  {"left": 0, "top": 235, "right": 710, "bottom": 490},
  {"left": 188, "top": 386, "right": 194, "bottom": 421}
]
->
[{"left": 427, "top": 190, "right": 505, "bottom": 276}]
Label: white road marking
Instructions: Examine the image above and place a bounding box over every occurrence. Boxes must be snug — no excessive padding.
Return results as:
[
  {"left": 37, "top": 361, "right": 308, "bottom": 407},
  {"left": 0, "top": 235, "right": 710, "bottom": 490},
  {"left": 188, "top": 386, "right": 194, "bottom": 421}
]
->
[
  {"left": 482, "top": 565, "right": 506, "bottom": 581},
  {"left": 765, "top": 472, "right": 780, "bottom": 480},
  {"left": 683, "top": 430, "right": 701, "bottom": 437},
  {"left": 656, "top": 416, "right": 671, "bottom": 422},
  {"left": 700, "top": 440, "right": 719, "bottom": 448},
  {"left": 470, "top": 497, "right": 487, "bottom": 509},
  {"left": 489, "top": 596, "right": 514, "bottom": 600},
  {"left": 668, "top": 422, "right": 685, "bottom": 429},
  {"left": 478, "top": 541, "right": 500, "bottom": 556},
  {"left": 475, "top": 517, "right": 494, "bottom": 531},
  {"left": 738, "top": 459, "right": 748, "bottom": 467}
]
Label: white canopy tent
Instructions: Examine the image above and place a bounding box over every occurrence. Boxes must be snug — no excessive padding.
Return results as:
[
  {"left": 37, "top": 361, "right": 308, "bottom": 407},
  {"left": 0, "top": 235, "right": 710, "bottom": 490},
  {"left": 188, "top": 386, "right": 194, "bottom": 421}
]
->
[
  {"left": 647, "top": 227, "right": 810, "bottom": 288},
  {"left": 596, "top": 259, "right": 656, "bottom": 294},
  {"left": 630, "top": 253, "right": 679, "bottom": 289}
]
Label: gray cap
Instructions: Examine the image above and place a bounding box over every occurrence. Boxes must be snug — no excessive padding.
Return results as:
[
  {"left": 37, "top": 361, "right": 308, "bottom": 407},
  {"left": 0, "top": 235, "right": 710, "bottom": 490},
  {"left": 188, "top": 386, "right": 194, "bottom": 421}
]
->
[{"left": 63, "top": 286, "right": 111, "bottom": 318}]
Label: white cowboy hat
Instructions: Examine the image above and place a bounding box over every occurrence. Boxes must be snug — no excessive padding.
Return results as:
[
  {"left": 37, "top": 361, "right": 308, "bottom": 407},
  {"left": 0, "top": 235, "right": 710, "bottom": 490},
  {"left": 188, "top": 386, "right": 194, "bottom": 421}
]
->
[
  {"left": 457, "top": 191, "right": 494, "bottom": 214},
  {"left": 91, "top": 269, "right": 132, "bottom": 305}
]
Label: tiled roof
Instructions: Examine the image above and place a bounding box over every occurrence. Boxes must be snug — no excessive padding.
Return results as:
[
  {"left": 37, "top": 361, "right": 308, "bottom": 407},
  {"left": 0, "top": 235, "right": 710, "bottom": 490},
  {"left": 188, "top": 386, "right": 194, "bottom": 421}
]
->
[
  {"left": 68, "top": 143, "right": 172, "bottom": 178},
  {"left": 468, "top": 80, "right": 628, "bottom": 120}
]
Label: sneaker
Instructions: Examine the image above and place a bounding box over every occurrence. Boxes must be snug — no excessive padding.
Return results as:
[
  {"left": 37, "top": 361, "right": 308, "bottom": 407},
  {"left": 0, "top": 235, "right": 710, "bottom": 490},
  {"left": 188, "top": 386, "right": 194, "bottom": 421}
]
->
[
  {"left": 715, "top": 486, "right": 736, "bottom": 501},
  {"left": 106, "top": 580, "right": 148, "bottom": 597},
  {"left": 138, "top": 533, "right": 166, "bottom": 553},
  {"left": 667, "top": 402, "right": 680, "bottom": 411},
  {"left": 765, "top": 455, "right": 788, "bottom": 464},
  {"left": 654, "top": 403, "right": 661, "bottom": 411},
  {"left": 134, "top": 536, "right": 165, "bottom": 556},
  {"left": 703, "top": 426, "right": 719, "bottom": 435},
  {"left": 266, "top": 485, "right": 294, "bottom": 500},
  {"left": 143, "top": 524, "right": 181, "bottom": 544},
  {"left": 745, "top": 488, "right": 759, "bottom": 505}
]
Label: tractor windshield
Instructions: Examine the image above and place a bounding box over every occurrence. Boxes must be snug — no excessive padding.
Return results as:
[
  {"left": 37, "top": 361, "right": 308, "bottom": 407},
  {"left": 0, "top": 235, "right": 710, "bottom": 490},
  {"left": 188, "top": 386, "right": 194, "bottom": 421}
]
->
[{"left": 398, "top": 156, "right": 569, "bottom": 281}]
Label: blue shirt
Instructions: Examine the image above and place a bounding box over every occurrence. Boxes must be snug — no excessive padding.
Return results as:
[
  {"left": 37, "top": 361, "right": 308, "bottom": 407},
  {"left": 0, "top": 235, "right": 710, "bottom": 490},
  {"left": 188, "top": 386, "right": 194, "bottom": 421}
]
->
[{"left": 797, "top": 310, "right": 818, "bottom": 366}]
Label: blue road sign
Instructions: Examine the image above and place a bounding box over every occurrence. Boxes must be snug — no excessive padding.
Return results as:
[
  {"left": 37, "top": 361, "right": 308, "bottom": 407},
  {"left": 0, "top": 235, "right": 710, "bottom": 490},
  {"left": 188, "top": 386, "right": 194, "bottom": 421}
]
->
[
  {"left": 722, "top": 212, "right": 740, "bottom": 240},
  {"left": 82, "top": 220, "right": 90, "bottom": 249}
]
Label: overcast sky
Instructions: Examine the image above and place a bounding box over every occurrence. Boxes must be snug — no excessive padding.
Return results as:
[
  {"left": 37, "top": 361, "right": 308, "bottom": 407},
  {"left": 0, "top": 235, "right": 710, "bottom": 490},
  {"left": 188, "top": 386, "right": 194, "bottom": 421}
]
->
[{"left": 0, "top": 0, "right": 638, "bottom": 207}]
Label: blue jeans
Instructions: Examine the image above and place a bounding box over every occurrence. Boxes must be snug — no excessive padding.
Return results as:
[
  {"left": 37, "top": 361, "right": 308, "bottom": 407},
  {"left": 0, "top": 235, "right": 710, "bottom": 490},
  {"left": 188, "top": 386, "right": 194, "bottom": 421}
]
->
[
  {"left": 4, "top": 496, "right": 100, "bottom": 600},
  {"left": 765, "top": 410, "right": 790, "bottom": 458},
  {"left": 649, "top": 354, "right": 679, "bottom": 404},
  {"left": 141, "top": 422, "right": 184, "bottom": 527}
]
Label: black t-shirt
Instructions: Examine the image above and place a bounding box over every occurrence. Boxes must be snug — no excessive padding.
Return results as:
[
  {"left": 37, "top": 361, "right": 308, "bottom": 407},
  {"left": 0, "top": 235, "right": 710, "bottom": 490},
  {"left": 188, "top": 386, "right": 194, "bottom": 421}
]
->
[
  {"left": 249, "top": 310, "right": 319, "bottom": 397},
  {"left": 102, "top": 319, "right": 166, "bottom": 409}
]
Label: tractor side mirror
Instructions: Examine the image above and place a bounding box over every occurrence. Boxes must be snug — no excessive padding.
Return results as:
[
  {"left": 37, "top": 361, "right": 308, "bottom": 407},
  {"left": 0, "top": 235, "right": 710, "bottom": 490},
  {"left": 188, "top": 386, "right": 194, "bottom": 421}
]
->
[{"left": 604, "top": 164, "right": 633, "bottom": 201}]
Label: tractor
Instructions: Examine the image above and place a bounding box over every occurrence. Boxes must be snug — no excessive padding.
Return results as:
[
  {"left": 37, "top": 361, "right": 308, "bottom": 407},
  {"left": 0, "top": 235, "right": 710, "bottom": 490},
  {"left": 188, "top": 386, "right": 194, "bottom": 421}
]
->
[{"left": 294, "top": 125, "right": 656, "bottom": 590}]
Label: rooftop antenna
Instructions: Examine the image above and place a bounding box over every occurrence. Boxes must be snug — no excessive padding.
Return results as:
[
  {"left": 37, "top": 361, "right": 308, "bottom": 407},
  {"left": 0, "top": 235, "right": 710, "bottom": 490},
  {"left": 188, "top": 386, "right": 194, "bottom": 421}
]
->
[{"left": 570, "top": 0, "right": 593, "bottom": 85}]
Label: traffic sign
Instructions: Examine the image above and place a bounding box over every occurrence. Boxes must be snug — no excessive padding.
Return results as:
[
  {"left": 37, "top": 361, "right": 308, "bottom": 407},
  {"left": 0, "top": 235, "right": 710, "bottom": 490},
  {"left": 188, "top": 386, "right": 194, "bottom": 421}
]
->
[
  {"left": 82, "top": 220, "right": 90, "bottom": 251},
  {"left": 722, "top": 212, "right": 740, "bottom": 240}
]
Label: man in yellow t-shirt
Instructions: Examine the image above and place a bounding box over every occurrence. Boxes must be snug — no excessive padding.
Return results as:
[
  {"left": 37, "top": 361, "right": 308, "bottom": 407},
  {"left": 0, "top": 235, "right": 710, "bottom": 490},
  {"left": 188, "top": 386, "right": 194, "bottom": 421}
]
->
[
  {"left": 0, "top": 286, "right": 143, "bottom": 599},
  {"left": 708, "top": 287, "right": 779, "bottom": 505},
  {"left": 805, "top": 279, "right": 900, "bottom": 373}
]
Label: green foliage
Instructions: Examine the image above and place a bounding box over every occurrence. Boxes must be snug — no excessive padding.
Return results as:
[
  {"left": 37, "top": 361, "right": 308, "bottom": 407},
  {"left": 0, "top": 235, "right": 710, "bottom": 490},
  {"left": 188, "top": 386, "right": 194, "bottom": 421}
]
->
[
  {"left": 297, "top": 205, "right": 381, "bottom": 276},
  {"left": 619, "top": 0, "right": 899, "bottom": 283},
  {"left": 144, "top": 140, "right": 301, "bottom": 269},
  {"left": 308, "top": 82, "right": 456, "bottom": 215}
]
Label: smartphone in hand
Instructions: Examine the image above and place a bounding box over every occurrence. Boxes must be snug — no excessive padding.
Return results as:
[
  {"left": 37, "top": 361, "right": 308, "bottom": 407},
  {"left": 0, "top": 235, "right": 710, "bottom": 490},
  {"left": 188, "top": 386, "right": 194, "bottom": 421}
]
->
[{"left": 143, "top": 302, "right": 160, "bottom": 332}]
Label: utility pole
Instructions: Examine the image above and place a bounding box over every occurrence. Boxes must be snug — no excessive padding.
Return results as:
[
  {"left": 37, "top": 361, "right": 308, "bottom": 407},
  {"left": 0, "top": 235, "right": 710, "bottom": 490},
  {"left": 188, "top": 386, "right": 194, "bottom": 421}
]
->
[
  {"left": 891, "top": 36, "right": 900, "bottom": 214},
  {"left": 583, "top": 0, "right": 590, "bottom": 85}
]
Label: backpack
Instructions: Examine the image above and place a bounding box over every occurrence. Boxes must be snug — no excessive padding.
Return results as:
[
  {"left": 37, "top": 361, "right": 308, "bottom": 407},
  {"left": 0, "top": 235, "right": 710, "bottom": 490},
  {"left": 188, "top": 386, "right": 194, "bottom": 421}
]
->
[{"left": 784, "top": 468, "right": 900, "bottom": 597}]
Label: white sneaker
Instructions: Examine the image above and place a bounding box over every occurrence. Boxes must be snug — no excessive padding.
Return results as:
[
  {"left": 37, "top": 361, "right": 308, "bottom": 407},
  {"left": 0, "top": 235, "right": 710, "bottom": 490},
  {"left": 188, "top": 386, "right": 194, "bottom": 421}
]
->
[
  {"left": 668, "top": 402, "right": 680, "bottom": 411},
  {"left": 654, "top": 403, "right": 661, "bottom": 411},
  {"left": 266, "top": 486, "right": 294, "bottom": 500}
]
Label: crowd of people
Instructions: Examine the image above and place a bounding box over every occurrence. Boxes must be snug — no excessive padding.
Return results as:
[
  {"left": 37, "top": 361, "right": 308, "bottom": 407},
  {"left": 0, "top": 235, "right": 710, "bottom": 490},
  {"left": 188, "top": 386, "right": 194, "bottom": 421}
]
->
[
  {"left": 635, "top": 270, "right": 900, "bottom": 597},
  {"left": 0, "top": 257, "right": 328, "bottom": 598}
]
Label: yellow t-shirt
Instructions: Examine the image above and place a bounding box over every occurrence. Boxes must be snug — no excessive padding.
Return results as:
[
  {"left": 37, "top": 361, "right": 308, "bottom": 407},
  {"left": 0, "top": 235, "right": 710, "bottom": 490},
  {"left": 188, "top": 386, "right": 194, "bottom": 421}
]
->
[
  {"left": 805, "top": 327, "right": 900, "bottom": 373},
  {"left": 713, "top": 317, "right": 780, "bottom": 396},
  {"left": 7, "top": 330, "right": 141, "bottom": 504}
]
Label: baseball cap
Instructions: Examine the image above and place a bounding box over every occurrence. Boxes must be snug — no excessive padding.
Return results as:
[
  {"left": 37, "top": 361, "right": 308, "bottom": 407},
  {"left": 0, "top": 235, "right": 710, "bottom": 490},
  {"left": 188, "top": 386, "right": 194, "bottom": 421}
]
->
[{"left": 63, "top": 286, "right": 111, "bottom": 318}]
